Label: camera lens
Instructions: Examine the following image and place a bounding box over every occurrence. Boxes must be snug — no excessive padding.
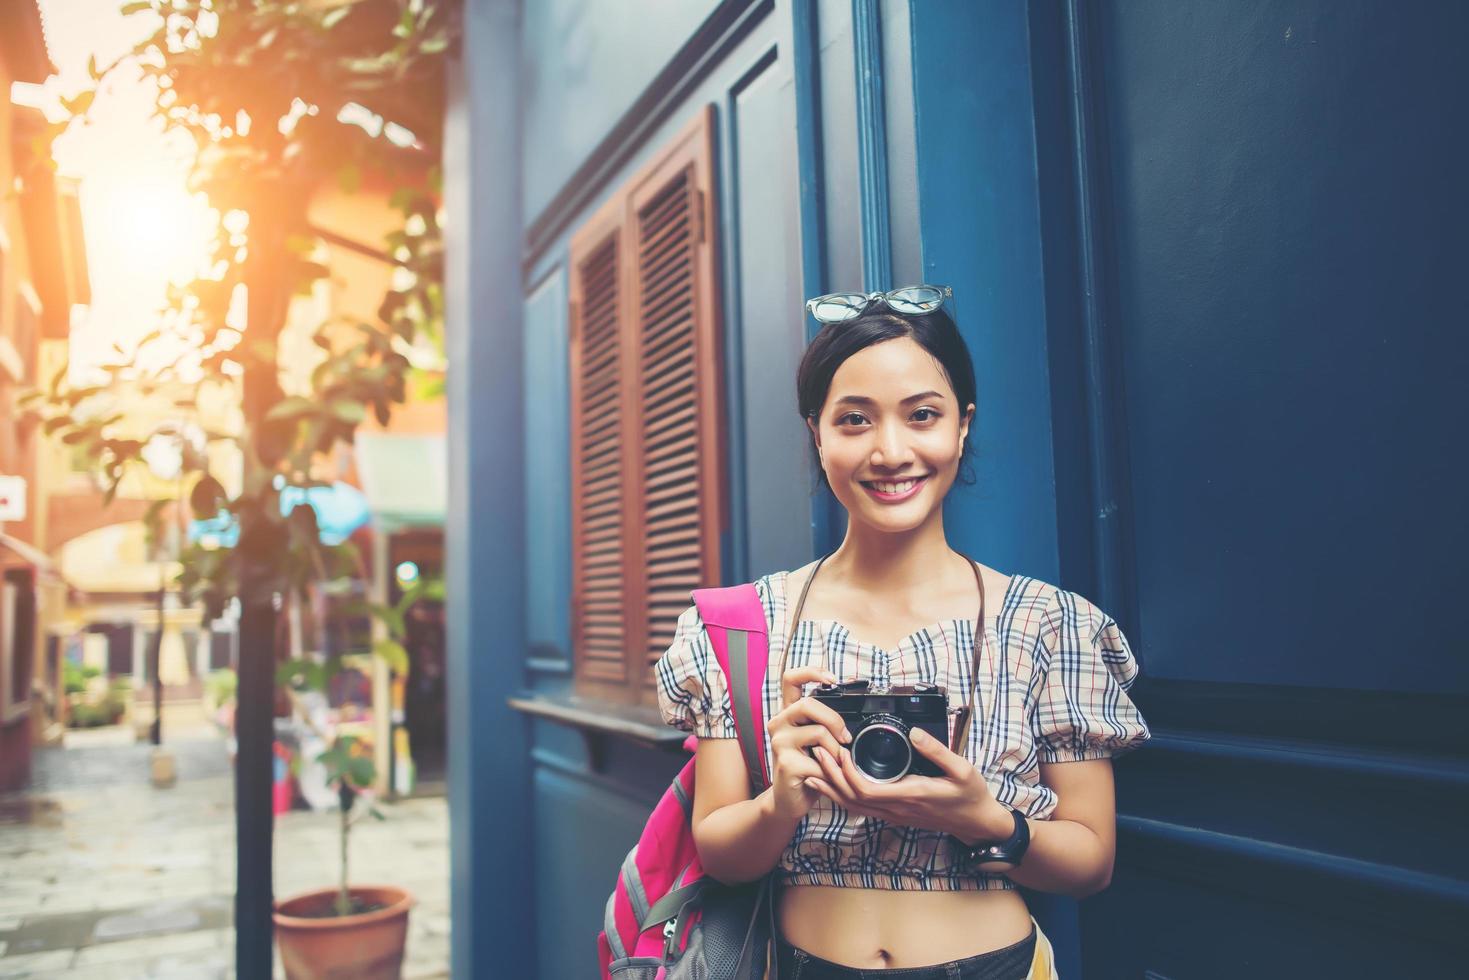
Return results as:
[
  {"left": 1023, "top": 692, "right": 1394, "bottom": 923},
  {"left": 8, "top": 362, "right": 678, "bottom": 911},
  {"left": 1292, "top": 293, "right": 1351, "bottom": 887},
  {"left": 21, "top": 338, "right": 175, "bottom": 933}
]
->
[{"left": 850, "top": 714, "right": 912, "bottom": 783}]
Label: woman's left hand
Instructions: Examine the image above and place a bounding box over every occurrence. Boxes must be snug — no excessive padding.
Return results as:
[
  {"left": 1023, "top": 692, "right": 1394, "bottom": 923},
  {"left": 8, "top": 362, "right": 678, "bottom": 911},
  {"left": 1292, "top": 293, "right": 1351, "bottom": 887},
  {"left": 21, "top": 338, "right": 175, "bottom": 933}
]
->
[{"left": 805, "top": 727, "right": 1013, "bottom": 844}]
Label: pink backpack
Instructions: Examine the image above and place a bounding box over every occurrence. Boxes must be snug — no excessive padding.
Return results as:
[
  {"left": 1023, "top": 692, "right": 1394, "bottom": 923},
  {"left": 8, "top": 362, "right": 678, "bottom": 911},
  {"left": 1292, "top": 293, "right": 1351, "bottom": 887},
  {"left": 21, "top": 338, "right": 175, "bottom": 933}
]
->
[{"left": 597, "top": 583, "right": 779, "bottom": 980}]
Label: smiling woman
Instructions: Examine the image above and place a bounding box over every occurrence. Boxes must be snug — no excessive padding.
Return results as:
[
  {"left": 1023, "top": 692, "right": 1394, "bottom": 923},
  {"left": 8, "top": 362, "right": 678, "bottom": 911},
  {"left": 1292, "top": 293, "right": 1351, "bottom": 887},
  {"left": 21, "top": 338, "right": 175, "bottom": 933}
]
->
[{"left": 649, "top": 286, "right": 1150, "bottom": 978}]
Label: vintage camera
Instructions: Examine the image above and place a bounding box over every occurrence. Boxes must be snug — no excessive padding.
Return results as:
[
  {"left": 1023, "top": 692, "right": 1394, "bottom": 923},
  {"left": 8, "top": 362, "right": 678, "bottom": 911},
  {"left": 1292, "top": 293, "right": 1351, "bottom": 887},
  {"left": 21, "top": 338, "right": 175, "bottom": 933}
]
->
[{"left": 810, "top": 680, "right": 950, "bottom": 782}]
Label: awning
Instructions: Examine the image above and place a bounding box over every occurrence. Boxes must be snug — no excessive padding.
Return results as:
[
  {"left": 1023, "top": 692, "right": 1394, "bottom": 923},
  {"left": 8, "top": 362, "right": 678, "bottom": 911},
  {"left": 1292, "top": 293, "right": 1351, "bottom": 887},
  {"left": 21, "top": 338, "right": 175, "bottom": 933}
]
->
[{"left": 354, "top": 433, "right": 446, "bottom": 529}]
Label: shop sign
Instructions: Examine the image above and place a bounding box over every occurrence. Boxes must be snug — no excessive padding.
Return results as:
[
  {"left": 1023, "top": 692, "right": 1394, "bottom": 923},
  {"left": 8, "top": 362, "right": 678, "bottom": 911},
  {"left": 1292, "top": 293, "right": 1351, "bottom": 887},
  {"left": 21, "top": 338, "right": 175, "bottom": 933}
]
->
[{"left": 0, "top": 476, "right": 26, "bottom": 522}]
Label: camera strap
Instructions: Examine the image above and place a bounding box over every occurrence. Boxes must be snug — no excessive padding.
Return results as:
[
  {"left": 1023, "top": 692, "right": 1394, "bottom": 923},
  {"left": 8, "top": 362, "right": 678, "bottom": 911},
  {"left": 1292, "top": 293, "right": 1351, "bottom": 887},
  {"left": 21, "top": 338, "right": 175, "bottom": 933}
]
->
[{"left": 778, "top": 551, "right": 987, "bottom": 755}]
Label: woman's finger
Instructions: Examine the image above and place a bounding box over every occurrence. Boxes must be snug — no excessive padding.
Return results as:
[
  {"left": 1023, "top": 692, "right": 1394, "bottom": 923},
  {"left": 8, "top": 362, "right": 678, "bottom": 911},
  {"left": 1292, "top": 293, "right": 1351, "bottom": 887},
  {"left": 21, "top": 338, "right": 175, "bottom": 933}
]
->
[
  {"left": 793, "top": 724, "right": 845, "bottom": 758},
  {"left": 772, "top": 699, "right": 852, "bottom": 745},
  {"left": 780, "top": 666, "right": 839, "bottom": 708},
  {"left": 805, "top": 778, "right": 888, "bottom": 820},
  {"left": 813, "top": 745, "right": 861, "bottom": 800},
  {"left": 908, "top": 727, "right": 975, "bottom": 783}
]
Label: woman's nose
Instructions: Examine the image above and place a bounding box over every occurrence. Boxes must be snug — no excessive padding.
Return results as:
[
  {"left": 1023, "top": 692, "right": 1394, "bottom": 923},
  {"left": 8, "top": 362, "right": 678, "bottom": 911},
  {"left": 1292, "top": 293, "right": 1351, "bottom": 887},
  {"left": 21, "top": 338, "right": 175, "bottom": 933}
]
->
[{"left": 871, "top": 423, "right": 915, "bottom": 466}]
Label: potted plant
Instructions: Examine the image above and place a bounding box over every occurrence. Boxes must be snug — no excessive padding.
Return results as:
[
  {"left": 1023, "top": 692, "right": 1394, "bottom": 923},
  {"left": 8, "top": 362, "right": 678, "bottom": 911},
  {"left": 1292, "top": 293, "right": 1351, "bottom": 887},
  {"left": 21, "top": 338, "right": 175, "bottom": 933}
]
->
[
  {"left": 271, "top": 734, "right": 412, "bottom": 980},
  {"left": 269, "top": 579, "right": 434, "bottom": 980}
]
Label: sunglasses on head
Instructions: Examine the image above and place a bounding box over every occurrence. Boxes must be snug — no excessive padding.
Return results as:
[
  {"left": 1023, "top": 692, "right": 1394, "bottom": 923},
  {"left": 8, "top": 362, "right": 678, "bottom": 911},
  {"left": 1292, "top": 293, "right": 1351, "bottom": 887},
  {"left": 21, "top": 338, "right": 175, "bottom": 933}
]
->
[{"left": 805, "top": 284, "right": 953, "bottom": 324}]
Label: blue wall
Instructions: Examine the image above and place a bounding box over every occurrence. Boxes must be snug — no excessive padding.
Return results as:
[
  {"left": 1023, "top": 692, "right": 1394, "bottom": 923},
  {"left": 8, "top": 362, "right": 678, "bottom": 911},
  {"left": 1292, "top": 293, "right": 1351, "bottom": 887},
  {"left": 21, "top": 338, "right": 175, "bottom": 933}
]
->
[{"left": 448, "top": 0, "right": 1469, "bottom": 975}]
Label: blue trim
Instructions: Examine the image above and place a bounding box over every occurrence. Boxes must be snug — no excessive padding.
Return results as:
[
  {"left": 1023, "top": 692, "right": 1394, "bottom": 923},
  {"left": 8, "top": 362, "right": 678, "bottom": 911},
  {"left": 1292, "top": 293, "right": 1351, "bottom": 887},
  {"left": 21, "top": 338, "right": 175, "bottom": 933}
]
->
[
  {"left": 1120, "top": 815, "right": 1469, "bottom": 910},
  {"left": 852, "top": 0, "right": 891, "bottom": 291},
  {"left": 1060, "top": 0, "right": 1137, "bottom": 634},
  {"left": 718, "top": 51, "right": 780, "bottom": 585},
  {"left": 790, "top": 0, "right": 840, "bottom": 555},
  {"left": 444, "top": 2, "right": 533, "bottom": 975},
  {"left": 791, "top": 0, "right": 827, "bottom": 304}
]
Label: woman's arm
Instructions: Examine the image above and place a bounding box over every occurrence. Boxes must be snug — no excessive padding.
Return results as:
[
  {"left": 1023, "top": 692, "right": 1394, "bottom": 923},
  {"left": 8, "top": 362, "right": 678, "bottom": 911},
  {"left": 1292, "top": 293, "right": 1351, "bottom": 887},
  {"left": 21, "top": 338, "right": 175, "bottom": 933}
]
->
[
  {"left": 957, "top": 759, "right": 1116, "bottom": 899},
  {"left": 690, "top": 739, "right": 805, "bottom": 884},
  {"left": 691, "top": 666, "right": 847, "bottom": 884}
]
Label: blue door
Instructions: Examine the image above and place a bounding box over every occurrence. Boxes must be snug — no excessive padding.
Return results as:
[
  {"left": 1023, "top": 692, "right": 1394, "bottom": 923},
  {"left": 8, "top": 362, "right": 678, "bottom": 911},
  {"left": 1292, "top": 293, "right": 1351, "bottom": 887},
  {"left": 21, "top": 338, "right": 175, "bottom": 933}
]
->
[{"left": 913, "top": 1, "right": 1469, "bottom": 976}]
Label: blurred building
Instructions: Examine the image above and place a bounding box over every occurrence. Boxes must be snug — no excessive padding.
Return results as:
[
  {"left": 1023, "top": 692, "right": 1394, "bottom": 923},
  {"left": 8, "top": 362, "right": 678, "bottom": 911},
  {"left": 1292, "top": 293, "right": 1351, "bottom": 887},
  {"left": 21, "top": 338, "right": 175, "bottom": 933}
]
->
[
  {"left": 0, "top": 0, "right": 90, "bottom": 792},
  {"left": 445, "top": 1, "right": 1467, "bottom": 977}
]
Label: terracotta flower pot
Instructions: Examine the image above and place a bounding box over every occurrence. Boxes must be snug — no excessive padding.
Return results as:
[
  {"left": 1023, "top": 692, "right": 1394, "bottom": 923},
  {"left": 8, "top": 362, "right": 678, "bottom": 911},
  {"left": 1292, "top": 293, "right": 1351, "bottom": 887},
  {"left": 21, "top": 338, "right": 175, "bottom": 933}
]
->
[{"left": 273, "top": 884, "right": 413, "bottom": 980}]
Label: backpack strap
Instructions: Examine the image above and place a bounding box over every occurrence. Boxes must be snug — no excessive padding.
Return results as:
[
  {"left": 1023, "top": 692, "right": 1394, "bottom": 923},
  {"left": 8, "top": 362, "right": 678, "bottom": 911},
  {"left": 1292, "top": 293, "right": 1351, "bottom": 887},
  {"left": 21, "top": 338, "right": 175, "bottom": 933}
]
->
[{"left": 691, "top": 583, "right": 771, "bottom": 793}]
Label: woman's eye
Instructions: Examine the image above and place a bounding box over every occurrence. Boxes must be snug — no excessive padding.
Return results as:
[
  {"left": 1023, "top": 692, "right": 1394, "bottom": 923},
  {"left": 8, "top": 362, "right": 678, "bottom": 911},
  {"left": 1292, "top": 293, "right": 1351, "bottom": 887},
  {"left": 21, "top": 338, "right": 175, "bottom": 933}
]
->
[{"left": 837, "top": 409, "right": 939, "bottom": 426}]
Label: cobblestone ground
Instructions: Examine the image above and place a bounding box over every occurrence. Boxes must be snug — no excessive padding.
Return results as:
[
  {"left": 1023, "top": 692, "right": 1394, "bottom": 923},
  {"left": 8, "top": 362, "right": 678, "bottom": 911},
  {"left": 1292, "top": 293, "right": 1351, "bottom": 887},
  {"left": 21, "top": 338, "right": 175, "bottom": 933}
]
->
[{"left": 0, "top": 722, "right": 449, "bottom": 979}]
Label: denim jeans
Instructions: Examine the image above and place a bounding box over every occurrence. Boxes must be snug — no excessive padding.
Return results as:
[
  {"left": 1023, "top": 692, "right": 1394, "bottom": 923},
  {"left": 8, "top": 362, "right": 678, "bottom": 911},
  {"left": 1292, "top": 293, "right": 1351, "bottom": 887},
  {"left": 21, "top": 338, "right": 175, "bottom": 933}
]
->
[{"left": 773, "top": 922, "right": 1040, "bottom": 980}]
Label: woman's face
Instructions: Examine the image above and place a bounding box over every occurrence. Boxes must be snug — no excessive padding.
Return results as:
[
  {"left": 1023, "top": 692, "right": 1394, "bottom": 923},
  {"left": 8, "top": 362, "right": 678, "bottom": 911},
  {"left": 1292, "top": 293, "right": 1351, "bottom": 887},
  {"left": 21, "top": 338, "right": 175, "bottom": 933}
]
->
[{"left": 806, "top": 336, "right": 973, "bottom": 532}]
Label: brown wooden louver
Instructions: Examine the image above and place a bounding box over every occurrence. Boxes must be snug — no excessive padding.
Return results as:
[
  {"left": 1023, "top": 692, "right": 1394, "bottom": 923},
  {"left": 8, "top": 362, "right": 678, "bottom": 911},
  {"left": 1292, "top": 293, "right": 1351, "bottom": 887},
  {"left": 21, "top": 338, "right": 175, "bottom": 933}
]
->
[{"left": 567, "top": 106, "right": 726, "bottom": 705}]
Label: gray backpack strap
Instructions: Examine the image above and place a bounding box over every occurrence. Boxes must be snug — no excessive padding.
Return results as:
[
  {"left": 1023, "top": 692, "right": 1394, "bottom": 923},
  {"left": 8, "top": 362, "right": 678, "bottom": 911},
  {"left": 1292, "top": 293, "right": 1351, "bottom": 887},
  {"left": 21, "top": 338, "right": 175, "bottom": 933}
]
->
[
  {"left": 725, "top": 627, "right": 768, "bottom": 793},
  {"left": 642, "top": 880, "right": 706, "bottom": 928}
]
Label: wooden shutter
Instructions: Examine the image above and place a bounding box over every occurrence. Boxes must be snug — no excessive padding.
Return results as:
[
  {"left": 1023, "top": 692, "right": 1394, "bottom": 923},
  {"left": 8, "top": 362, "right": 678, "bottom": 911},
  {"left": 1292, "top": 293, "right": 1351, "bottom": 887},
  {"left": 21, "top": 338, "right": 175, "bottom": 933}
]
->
[
  {"left": 567, "top": 106, "right": 726, "bottom": 704},
  {"left": 569, "top": 205, "right": 632, "bottom": 683}
]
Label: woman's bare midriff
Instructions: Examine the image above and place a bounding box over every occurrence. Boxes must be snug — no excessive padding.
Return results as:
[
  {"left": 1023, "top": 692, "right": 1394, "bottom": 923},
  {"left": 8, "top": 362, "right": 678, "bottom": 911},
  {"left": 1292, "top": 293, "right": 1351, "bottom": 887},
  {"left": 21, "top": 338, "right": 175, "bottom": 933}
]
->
[
  {"left": 774, "top": 555, "right": 1030, "bottom": 967},
  {"left": 776, "top": 884, "right": 1032, "bottom": 968}
]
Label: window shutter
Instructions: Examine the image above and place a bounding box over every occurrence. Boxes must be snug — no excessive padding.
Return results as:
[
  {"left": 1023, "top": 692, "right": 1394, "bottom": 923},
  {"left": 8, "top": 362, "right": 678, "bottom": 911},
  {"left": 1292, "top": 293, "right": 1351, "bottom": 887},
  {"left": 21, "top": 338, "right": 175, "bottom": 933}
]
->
[
  {"left": 569, "top": 209, "right": 632, "bottom": 683},
  {"left": 568, "top": 106, "right": 725, "bottom": 703},
  {"left": 630, "top": 115, "right": 724, "bottom": 687}
]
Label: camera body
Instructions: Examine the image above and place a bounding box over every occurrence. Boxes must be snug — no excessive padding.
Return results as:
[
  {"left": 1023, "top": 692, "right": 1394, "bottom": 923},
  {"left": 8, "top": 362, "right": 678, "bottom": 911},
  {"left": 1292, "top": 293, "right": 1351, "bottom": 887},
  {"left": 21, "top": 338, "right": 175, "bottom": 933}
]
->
[{"left": 810, "top": 679, "right": 950, "bottom": 782}]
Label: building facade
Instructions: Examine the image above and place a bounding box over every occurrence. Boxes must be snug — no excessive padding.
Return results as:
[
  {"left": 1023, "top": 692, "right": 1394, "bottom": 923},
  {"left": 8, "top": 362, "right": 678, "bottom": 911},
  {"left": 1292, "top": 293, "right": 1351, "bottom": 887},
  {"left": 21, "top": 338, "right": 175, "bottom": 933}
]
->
[
  {"left": 445, "top": 1, "right": 1468, "bottom": 976},
  {"left": 0, "top": 0, "right": 89, "bottom": 793}
]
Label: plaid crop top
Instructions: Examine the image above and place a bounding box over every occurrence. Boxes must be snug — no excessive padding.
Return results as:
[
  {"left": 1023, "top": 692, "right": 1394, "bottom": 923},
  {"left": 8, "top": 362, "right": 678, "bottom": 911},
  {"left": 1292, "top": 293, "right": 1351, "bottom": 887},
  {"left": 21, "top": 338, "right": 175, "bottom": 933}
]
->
[{"left": 653, "top": 568, "right": 1152, "bottom": 892}]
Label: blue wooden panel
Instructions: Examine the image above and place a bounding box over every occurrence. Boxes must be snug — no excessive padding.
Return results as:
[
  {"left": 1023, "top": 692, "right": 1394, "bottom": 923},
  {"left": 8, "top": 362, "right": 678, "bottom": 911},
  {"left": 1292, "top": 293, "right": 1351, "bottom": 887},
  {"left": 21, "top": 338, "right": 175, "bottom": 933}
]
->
[
  {"left": 726, "top": 50, "right": 812, "bottom": 580},
  {"left": 1091, "top": 0, "right": 1469, "bottom": 693},
  {"left": 879, "top": 0, "right": 921, "bottom": 287},
  {"left": 521, "top": 0, "right": 721, "bottom": 220},
  {"left": 532, "top": 765, "right": 664, "bottom": 980},
  {"left": 815, "top": 0, "right": 864, "bottom": 301},
  {"left": 522, "top": 268, "right": 573, "bottom": 668},
  {"left": 850, "top": 0, "right": 890, "bottom": 290},
  {"left": 909, "top": 0, "right": 1063, "bottom": 584},
  {"left": 445, "top": 2, "right": 532, "bottom": 976}
]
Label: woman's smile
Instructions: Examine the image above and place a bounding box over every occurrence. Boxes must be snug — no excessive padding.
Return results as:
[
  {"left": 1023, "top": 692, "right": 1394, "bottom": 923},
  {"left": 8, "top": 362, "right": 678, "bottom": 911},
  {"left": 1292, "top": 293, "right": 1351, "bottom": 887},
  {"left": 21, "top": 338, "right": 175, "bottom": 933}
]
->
[{"left": 860, "top": 474, "right": 930, "bottom": 502}]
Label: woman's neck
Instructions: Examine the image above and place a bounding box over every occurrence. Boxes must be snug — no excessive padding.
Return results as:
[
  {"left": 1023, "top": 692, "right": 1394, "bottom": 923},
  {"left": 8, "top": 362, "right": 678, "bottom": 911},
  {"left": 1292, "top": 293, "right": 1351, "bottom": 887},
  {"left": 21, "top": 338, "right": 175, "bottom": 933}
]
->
[{"left": 823, "top": 510, "right": 962, "bottom": 596}]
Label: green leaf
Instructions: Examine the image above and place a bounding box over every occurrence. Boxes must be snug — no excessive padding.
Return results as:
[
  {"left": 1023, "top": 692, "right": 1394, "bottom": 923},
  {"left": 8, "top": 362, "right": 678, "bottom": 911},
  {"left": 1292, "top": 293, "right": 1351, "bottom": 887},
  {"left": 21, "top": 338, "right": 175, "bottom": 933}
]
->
[
  {"left": 277, "top": 658, "right": 329, "bottom": 692},
  {"left": 264, "top": 397, "right": 316, "bottom": 422},
  {"left": 320, "top": 5, "right": 351, "bottom": 29},
  {"left": 347, "top": 756, "right": 375, "bottom": 789},
  {"left": 373, "top": 606, "right": 406, "bottom": 640},
  {"left": 60, "top": 90, "right": 95, "bottom": 117},
  {"left": 328, "top": 400, "right": 365, "bottom": 424},
  {"left": 372, "top": 639, "right": 409, "bottom": 676},
  {"left": 120, "top": 1, "right": 153, "bottom": 15}
]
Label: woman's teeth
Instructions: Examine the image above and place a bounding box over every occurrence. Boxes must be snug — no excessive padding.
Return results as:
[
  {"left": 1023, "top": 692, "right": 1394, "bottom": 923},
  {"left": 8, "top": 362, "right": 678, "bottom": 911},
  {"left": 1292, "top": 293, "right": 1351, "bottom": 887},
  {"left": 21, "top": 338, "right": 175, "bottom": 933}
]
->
[{"left": 863, "top": 477, "right": 925, "bottom": 494}]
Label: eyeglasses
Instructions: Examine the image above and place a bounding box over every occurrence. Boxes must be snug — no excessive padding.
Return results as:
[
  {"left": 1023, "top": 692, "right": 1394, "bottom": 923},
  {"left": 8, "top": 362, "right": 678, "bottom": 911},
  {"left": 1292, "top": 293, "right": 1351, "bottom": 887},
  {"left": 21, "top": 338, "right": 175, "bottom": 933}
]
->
[{"left": 805, "top": 284, "right": 953, "bottom": 323}]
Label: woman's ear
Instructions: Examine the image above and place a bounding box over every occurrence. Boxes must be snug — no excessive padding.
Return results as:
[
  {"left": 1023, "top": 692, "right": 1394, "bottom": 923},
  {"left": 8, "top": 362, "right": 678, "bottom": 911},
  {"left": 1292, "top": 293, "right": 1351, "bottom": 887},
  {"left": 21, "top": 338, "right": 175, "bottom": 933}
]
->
[
  {"left": 959, "top": 403, "right": 975, "bottom": 445},
  {"left": 805, "top": 415, "right": 821, "bottom": 450}
]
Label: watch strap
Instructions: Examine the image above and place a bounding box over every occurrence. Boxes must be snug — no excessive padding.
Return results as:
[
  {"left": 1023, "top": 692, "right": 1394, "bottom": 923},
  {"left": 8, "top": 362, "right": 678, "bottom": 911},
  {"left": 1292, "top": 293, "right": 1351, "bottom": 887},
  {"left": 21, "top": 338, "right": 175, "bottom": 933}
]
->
[{"left": 960, "top": 805, "right": 1030, "bottom": 866}]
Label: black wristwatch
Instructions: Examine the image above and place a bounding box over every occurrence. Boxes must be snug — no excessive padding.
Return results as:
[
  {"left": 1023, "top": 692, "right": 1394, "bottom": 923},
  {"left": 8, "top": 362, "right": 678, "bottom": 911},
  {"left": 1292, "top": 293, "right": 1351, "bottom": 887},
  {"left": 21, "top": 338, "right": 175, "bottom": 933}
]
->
[{"left": 957, "top": 806, "right": 1030, "bottom": 868}]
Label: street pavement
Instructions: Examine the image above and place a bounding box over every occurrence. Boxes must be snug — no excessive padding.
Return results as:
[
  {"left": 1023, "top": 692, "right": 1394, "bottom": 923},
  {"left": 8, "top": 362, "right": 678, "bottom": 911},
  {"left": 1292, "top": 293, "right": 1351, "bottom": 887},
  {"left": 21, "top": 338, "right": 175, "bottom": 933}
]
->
[{"left": 0, "top": 721, "right": 449, "bottom": 979}]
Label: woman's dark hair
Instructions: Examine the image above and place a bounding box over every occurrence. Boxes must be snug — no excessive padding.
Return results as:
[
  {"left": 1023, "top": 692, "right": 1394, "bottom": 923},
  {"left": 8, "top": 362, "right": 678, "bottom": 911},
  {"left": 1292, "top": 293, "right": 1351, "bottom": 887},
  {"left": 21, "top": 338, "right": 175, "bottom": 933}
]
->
[{"left": 795, "top": 306, "right": 979, "bottom": 492}]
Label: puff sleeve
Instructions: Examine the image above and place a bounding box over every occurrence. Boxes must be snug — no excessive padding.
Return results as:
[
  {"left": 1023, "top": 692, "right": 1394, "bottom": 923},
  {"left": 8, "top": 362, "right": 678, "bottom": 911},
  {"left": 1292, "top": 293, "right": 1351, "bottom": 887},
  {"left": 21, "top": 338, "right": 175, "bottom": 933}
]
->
[
  {"left": 653, "top": 601, "right": 738, "bottom": 739},
  {"left": 1031, "top": 589, "right": 1152, "bottom": 763}
]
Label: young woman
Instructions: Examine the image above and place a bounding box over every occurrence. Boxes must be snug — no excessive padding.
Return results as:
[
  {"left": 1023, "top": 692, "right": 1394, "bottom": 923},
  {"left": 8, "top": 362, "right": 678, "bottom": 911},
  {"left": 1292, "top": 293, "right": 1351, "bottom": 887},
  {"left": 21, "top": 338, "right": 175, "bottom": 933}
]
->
[{"left": 655, "top": 286, "right": 1151, "bottom": 979}]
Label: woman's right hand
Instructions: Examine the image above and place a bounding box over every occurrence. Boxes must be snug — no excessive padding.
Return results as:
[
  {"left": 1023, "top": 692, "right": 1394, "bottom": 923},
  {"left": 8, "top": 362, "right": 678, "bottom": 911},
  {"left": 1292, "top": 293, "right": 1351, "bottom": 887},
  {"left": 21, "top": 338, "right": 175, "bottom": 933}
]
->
[{"left": 766, "top": 666, "right": 852, "bottom": 821}]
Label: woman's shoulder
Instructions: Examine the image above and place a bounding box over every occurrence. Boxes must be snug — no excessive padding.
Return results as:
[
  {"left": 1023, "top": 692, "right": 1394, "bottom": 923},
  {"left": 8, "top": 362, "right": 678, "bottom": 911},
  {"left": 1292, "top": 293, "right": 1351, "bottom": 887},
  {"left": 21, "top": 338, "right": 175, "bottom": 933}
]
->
[{"left": 993, "top": 574, "right": 1122, "bottom": 641}]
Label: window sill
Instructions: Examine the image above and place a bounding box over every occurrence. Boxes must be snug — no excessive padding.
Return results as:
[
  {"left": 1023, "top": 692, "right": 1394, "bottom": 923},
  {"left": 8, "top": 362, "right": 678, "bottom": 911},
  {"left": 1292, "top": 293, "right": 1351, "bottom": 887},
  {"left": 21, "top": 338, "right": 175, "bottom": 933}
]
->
[{"left": 507, "top": 692, "right": 686, "bottom": 771}]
